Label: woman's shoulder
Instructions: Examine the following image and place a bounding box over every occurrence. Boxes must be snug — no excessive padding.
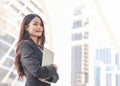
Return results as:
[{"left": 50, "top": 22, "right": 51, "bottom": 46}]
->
[
  {"left": 21, "top": 39, "right": 31, "bottom": 43},
  {"left": 20, "top": 39, "right": 32, "bottom": 46}
]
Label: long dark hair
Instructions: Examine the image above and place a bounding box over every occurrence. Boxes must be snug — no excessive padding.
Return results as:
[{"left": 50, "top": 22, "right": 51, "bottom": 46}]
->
[{"left": 14, "top": 14, "right": 45, "bottom": 78}]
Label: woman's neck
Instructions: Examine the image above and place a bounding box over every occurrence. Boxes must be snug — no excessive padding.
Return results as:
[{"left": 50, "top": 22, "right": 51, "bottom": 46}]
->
[{"left": 30, "top": 36, "right": 38, "bottom": 45}]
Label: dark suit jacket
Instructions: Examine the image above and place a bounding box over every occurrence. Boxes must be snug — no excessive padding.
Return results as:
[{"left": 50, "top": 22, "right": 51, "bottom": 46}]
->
[{"left": 20, "top": 39, "right": 57, "bottom": 86}]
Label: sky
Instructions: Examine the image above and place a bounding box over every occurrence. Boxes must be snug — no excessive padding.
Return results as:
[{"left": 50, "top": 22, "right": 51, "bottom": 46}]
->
[
  {"left": 44, "top": 0, "right": 73, "bottom": 86},
  {"left": 91, "top": 0, "right": 120, "bottom": 54},
  {"left": 44, "top": 0, "right": 120, "bottom": 47}
]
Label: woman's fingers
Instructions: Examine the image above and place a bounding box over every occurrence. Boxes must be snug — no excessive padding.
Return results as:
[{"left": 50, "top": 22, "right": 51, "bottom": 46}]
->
[{"left": 52, "top": 64, "right": 58, "bottom": 71}]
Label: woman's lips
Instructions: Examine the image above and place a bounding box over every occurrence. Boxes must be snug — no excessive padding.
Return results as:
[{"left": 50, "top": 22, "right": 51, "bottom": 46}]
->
[{"left": 35, "top": 30, "right": 42, "bottom": 32}]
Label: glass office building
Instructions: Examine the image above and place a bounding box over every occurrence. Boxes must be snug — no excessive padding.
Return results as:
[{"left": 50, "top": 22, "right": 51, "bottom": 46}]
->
[
  {"left": 0, "top": 0, "right": 53, "bottom": 85},
  {"left": 71, "top": 3, "right": 89, "bottom": 86},
  {"left": 95, "top": 48, "right": 120, "bottom": 86}
]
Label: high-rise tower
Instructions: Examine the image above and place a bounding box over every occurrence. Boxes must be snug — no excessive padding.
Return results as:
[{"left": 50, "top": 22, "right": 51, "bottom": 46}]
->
[{"left": 71, "top": 3, "right": 89, "bottom": 86}]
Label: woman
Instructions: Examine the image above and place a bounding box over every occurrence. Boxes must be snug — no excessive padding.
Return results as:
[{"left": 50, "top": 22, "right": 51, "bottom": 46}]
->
[{"left": 14, "top": 14, "right": 59, "bottom": 86}]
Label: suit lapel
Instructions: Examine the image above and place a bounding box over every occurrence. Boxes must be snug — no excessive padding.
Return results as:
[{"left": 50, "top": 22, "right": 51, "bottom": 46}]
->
[{"left": 29, "top": 39, "right": 43, "bottom": 55}]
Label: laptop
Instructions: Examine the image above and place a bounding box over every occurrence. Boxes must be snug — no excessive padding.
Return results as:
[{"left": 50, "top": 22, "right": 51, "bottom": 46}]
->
[
  {"left": 42, "top": 48, "right": 54, "bottom": 66},
  {"left": 41, "top": 48, "right": 58, "bottom": 83}
]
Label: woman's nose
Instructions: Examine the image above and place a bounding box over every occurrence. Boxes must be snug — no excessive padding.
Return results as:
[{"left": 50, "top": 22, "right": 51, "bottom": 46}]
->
[{"left": 37, "top": 25, "right": 42, "bottom": 28}]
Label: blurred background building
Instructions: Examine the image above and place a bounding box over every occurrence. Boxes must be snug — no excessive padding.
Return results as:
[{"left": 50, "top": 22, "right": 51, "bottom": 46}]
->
[
  {"left": 94, "top": 47, "right": 120, "bottom": 86},
  {"left": 71, "top": 3, "right": 89, "bottom": 86},
  {"left": 0, "top": 0, "right": 54, "bottom": 86}
]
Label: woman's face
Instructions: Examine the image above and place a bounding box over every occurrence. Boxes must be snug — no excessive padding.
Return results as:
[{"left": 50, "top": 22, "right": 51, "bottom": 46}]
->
[{"left": 27, "top": 16, "right": 44, "bottom": 37}]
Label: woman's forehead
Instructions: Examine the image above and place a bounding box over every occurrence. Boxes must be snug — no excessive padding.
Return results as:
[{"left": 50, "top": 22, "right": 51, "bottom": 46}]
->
[{"left": 31, "top": 16, "right": 41, "bottom": 23}]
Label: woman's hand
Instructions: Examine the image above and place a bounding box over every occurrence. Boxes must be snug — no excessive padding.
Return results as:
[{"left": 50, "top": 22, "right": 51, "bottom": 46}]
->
[
  {"left": 38, "top": 64, "right": 58, "bottom": 81},
  {"left": 38, "top": 77, "right": 49, "bottom": 81},
  {"left": 52, "top": 64, "right": 58, "bottom": 71}
]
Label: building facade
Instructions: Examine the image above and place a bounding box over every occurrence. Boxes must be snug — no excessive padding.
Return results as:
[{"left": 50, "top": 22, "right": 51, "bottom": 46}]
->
[
  {"left": 71, "top": 3, "right": 89, "bottom": 86},
  {"left": 0, "top": 0, "right": 53, "bottom": 86},
  {"left": 94, "top": 47, "right": 120, "bottom": 86}
]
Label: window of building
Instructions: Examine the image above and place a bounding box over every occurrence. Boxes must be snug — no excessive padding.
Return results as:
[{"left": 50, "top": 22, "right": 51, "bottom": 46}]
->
[
  {"left": 9, "top": 48, "right": 15, "bottom": 58},
  {"left": 9, "top": 71, "right": 16, "bottom": 79},
  {"left": 30, "top": 0, "right": 43, "bottom": 12},
  {"left": 85, "top": 73, "right": 89, "bottom": 82},
  {"left": 26, "top": 7, "right": 33, "bottom": 13},
  {"left": 84, "top": 32, "right": 89, "bottom": 39},
  {"left": 0, "top": 67, "right": 8, "bottom": 81},
  {"left": 72, "top": 45, "right": 82, "bottom": 58},
  {"left": 2, "top": 58, "right": 13, "bottom": 68},
  {"left": 116, "top": 74, "right": 120, "bottom": 86},
  {"left": 10, "top": 4, "right": 19, "bottom": 13},
  {"left": 0, "top": 32, "right": 15, "bottom": 45},
  {"left": 0, "top": 17, "right": 10, "bottom": 29},
  {"left": 21, "top": 13, "right": 25, "bottom": 18},
  {"left": 72, "top": 20, "right": 82, "bottom": 28},
  {"left": 96, "top": 48, "right": 111, "bottom": 64},
  {"left": 71, "top": 45, "right": 82, "bottom": 85},
  {"left": 84, "top": 44, "right": 88, "bottom": 50},
  {"left": 0, "top": 41, "right": 9, "bottom": 59},
  {"left": 6, "top": 71, "right": 17, "bottom": 85},
  {"left": 72, "top": 33, "right": 82, "bottom": 41},
  {"left": 106, "top": 74, "right": 112, "bottom": 86},
  {"left": 74, "top": 8, "right": 82, "bottom": 16},
  {"left": 115, "top": 54, "right": 120, "bottom": 67},
  {"left": 19, "top": 0, "right": 24, "bottom": 6},
  {"left": 94, "top": 67, "right": 101, "bottom": 86}
]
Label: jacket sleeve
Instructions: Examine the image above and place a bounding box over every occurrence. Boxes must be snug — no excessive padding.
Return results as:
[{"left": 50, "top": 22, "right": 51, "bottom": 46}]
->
[{"left": 20, "top": 41, "right": 56, "bottom": 78}]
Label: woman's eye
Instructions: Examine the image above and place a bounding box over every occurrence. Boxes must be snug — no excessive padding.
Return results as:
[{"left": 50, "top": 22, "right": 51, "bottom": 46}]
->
[
  {"left": 33, "top": 23, "right": 43, "bottom": 27},
  {"left": 34, "top": 23, "right": 37, "bottom": 25}
]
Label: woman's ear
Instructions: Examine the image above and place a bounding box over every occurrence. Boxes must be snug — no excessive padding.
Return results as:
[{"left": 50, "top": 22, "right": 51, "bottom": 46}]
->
[
  {"left": 25, "top": 25, "right": 28, "bottom": 28},
  {"left": 25, "top": 25, "right": 28, "bottom": 31}
]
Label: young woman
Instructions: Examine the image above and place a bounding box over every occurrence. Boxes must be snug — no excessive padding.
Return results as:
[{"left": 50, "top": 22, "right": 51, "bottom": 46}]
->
[{"left": 14, "top": 14, "right": 59, "bottom": 86}]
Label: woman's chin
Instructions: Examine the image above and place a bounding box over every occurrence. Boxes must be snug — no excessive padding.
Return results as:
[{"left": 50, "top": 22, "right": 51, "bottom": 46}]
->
[{"left": 38, "top": 34, "right": 42, "bottom": 37}]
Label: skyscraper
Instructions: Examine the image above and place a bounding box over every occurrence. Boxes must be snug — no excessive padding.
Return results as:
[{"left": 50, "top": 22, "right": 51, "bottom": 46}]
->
[
  {"left": 95, "top": 47, "right": 120, "bottom": 86},
  {"left": 71, "top": 3, "right": 89, "bottom": 86}
]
